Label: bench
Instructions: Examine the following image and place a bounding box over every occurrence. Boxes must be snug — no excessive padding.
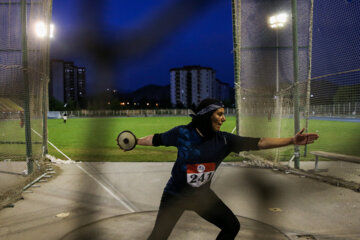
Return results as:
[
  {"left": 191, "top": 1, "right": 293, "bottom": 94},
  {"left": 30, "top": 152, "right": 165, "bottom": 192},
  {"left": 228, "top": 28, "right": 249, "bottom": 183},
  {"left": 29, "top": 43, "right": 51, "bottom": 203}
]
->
[{"left": 310, "top": 151, "right": 360, "bottom": 170}]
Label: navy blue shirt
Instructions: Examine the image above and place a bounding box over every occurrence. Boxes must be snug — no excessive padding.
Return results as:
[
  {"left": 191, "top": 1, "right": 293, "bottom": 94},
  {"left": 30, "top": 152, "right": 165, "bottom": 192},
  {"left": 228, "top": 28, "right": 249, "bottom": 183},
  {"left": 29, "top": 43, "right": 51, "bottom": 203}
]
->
[{"left": 157, "top": 124, "right": 260, "bottom": 195}]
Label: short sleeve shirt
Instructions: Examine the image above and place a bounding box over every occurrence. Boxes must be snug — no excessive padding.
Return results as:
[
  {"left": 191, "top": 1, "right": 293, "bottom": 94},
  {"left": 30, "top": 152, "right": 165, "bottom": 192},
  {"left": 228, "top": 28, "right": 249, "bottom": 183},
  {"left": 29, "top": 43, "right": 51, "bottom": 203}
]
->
[{"left": 158, "top": 125, "right": 260, "bottom": 195}]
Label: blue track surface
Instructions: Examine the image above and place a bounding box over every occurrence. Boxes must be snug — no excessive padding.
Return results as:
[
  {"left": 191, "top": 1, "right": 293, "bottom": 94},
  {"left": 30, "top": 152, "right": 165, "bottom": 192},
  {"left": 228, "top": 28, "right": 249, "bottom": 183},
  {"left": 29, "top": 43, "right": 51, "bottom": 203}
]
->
[{"left": 309, "top": 116, "right": 360, "bottom": 122}]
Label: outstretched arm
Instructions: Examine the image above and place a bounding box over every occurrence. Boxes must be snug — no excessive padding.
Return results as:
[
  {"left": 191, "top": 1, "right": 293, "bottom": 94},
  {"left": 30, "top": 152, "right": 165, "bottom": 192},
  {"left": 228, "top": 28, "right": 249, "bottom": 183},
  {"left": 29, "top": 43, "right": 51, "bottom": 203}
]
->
[
  {"left": 137, "top": 135, "right": 154, "bottom": 146},
  {"left": 258, "top": 128, "right": 319, "bottom": 150},
  {"left": 258, "top": 137, "right": 293, "bottom": 149}
]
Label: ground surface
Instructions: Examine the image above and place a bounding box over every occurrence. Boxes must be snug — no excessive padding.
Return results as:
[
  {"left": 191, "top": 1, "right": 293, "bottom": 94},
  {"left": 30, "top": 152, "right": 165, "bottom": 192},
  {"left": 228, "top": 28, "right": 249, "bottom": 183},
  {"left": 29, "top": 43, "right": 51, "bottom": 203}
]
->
[
  {"left": 44, "top": 116, "right": 360, "bottom": 161},
  {"left": 0, "top": 161, "right": 359, "bottom": 240}
]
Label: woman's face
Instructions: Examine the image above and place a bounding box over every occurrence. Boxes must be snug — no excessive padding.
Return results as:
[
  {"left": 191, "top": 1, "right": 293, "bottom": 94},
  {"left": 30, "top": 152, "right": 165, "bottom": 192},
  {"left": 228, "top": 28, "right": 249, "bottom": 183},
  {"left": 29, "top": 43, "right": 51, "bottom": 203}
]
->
[{"left": 210, "top": 108, "right": 226, "bottom": 132}]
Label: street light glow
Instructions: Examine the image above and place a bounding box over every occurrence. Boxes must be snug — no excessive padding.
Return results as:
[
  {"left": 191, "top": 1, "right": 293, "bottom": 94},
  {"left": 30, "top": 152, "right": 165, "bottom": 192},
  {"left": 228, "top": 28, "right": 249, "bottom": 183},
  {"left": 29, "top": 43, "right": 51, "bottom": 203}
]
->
[
  {"left": 35, "top": 21, "right": 55, "bottom": 38},
  {"left": 267, "top": 12, "right": 288, "bottom": 95},
  {"left": 268, "top": 13, "right": 288, "bottom": 29},
  {"left": 35, "top": 22, "right": 46, "bottom": 38},
  {"left": 49, "top": 24, "right": 54, "bottom": 38}
]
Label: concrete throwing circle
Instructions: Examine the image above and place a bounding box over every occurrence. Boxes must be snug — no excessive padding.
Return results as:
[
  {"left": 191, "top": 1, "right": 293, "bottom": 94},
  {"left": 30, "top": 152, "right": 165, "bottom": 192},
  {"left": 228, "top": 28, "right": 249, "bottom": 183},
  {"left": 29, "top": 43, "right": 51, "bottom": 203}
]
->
[{"left": 60, "top": 211, "right": 289, "bottom": 240}]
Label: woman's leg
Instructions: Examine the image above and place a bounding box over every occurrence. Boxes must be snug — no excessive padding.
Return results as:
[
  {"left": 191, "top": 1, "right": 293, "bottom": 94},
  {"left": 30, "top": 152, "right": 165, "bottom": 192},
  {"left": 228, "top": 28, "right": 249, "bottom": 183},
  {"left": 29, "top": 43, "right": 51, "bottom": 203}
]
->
[
  {"left": 147, "top": 191, "right": 184, "bottom": 240},
  {"left": 193, "top": 190, "right": 240, "bottom": 240}
]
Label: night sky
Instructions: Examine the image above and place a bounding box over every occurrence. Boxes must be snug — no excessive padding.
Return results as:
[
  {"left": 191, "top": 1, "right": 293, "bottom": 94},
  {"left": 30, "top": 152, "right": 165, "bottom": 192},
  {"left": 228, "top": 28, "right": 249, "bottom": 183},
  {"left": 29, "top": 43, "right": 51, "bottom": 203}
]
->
[
  {"left": 51, "top": 0, "right": 234, "bottom": 94},
  {"left": 50, "top": 0, "right": 360, "bottom": 95}
]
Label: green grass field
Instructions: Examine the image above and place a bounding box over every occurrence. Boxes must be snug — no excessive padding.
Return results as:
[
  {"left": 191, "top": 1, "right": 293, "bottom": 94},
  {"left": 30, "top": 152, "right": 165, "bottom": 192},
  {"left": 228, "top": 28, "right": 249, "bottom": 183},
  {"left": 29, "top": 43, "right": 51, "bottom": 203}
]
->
[
  {"left": 0, "top": 119, "right": 44, "bottom": 160},
  {"left": 46, "top": 116, "right": 360, "bottom": 162}
]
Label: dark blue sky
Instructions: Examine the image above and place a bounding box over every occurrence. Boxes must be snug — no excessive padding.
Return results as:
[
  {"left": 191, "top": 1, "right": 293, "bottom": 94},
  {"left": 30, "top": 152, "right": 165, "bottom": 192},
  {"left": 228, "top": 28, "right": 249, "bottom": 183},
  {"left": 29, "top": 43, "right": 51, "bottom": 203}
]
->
[
  {"left": 50, "top": 0, "right": 360, "bottom": 95},
  {"left": 51, "top": 0, "right": 234, "bottom": 93}
]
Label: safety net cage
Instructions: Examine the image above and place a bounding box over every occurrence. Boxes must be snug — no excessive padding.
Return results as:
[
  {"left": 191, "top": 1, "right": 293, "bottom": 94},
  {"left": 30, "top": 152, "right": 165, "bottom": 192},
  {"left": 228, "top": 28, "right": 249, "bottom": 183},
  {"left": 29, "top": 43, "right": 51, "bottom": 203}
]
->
[
  {"left": 231, "top": 0, "right": 360, "bottom": 162},
  {"left": 0, "top": 0, "right": 52, "bottom": 173}
]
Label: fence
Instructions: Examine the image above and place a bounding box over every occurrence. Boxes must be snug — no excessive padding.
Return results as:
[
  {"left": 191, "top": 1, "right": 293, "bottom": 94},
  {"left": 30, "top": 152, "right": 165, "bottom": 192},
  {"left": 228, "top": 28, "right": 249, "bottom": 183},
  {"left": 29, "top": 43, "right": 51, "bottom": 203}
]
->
[
  {"left": 232, "top": 0, "right": 360, "bottom": 165},
  {"left": 0, "top": 0, "right": 52, "bottom": 174},
  {"left": 236, "top": 102, "right": 360, "bottom": 118},
  {"left": 52, "top": 108, "right": 237, "bottom": 118},
  {"left": 310, "top": 103, "right": 360, "bottom": 117}
]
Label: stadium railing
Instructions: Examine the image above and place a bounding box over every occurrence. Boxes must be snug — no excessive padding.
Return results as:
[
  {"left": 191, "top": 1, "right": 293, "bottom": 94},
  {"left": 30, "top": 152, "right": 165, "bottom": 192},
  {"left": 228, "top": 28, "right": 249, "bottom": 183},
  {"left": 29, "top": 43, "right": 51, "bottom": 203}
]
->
[{"left": 50, "top": 108, "right": 237, "bottom": 118}]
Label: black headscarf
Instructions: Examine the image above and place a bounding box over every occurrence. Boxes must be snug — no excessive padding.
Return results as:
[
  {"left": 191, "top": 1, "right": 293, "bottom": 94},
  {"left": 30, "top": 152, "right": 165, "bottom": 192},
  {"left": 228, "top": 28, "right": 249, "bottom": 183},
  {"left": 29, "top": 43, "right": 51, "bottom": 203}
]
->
[{"left": 190, "top": 98, "right": 224, "bottom": 138}]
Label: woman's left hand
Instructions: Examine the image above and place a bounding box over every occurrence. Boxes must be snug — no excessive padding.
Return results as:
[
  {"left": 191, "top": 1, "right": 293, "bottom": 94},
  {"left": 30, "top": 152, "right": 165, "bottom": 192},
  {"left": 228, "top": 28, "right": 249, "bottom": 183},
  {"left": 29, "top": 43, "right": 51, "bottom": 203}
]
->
[{"left": 293, "top": 128, "right": 319, "bottom": 145}]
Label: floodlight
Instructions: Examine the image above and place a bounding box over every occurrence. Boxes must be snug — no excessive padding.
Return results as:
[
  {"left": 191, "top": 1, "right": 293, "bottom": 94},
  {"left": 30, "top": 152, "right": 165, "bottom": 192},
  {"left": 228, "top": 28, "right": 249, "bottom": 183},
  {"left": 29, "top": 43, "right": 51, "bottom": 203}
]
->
[
  {"left": 49, "top": 24, "right": 54, "bottom": 38},
  {"left": 269, "top": 16, "right": 276, "bottom": 25},
  {"left": 35, "top": 21, "right": 47, "bottom": 38},
  {"left": 268, "top": 13, "right": 289, "bottom": 29},
  {"left": 277, "top": 13, "right": 288, "bottom": 23},
  {"left": 35, "top": 21, "right": 55, "bottom": 38}
]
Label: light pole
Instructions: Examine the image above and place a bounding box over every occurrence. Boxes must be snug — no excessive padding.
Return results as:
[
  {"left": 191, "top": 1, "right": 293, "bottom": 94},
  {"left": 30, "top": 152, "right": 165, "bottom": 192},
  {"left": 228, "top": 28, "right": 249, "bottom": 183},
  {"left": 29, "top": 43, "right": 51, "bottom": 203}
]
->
[
  {"left": 268, "top": 13, "right": 288, "bottom": 162},
  {"left": 268, "top": 13, "right": 288, "bottom": 95},
  {"left": 35, "top": 21, "right": 54, "bottom": 156}
]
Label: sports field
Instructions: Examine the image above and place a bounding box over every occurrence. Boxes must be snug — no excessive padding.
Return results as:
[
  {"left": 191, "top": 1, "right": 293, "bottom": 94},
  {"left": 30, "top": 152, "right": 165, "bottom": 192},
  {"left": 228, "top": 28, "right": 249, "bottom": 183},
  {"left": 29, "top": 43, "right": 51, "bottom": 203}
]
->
[{"left": 47, "top": 116, "right": 360, "bottom": 162}]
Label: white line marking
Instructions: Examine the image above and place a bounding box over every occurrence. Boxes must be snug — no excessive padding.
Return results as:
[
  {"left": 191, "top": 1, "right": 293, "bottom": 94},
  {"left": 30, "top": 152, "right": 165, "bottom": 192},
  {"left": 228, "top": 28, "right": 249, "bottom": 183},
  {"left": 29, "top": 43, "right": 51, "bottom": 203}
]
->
[
  {"left": 75, "top": 164, "right": 136, "bottom": 212},
  {"left": 31, "top": 128, "right": 137, "bottom": 213},
  {"left": 231, "top": 126, "right": 236, "bottom": 134},
  {"left": 33, "top": 129, "right": 73, "bottom": 161}
]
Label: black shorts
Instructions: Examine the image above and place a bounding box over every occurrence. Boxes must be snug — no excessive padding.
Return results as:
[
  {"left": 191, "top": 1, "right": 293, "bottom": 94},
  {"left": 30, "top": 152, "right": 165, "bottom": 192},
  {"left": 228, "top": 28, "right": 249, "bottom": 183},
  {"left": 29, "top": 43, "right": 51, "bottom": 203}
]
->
[{"left": 148, "top": 188, "right": 240, "bottom": 240}]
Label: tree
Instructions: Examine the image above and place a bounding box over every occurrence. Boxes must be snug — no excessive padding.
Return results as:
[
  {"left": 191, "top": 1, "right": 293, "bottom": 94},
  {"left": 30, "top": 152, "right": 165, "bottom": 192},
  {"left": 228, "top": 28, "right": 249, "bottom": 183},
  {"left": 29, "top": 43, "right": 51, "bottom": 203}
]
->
[
  {"left": 65, "top": 99, "right": 76, "bottom": 110},
  {"left": 78, "top": 96, "right": 87, "bottom": 109},
  {"left": 49, "top": 96, "right": 65, "bottom": 111},
  {"left": 333, "top": 85, "right": 360, "bottom": 103}
]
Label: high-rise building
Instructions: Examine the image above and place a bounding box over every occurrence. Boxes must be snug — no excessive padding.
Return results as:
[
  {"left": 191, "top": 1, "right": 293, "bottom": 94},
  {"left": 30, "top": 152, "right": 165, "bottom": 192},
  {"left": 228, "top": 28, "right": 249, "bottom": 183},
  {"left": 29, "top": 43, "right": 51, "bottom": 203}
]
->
[
  {"left": 77, "top": 67, "right": 86, "bottom": 99},
  {"left": 50, "top": 59, "right": 86, "bottom": 106},
  {"left": 215, "top": 79, "right": 233, "bottom": 102},
  {"left": 170, "top": 66, "right": 216, "bottom": 107},
  {"left": 49, "top": 59, "right": 64, "bottom": 103},
  {"left": 63, "top": 61, "right": 77, "bottom": 103}
]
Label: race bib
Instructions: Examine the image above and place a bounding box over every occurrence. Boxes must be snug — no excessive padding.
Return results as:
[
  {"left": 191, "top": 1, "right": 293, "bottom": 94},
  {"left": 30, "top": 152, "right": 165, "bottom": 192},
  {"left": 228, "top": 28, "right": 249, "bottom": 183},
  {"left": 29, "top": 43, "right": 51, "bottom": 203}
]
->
[{"left": 186, "top": 162, "right": 215, "bottom": 187}]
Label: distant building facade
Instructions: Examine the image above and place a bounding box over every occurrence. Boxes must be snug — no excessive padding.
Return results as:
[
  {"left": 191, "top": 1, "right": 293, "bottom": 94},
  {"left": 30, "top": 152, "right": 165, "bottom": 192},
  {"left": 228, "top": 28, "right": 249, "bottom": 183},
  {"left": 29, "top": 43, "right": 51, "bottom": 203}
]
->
[
  {"left": 170, "top": 65, "right": 216, "bottom": 107},
  {"left": 77, "top": 67, "right": 86, "bottom": 99},
  {"left": 50, "top": 59, "right": 86, "bottom": 106},
  {"left": 215, "top": 79, "right": 233, "bottom": 102},
  {"left": 63, "top": 61, "right": 77, "bottom": 103},
  {"left": 50, "top": 60, "right": 64, "bottom": 103},
  {"left": 170, "top": 66, "right": 233, "bottom": 107}
]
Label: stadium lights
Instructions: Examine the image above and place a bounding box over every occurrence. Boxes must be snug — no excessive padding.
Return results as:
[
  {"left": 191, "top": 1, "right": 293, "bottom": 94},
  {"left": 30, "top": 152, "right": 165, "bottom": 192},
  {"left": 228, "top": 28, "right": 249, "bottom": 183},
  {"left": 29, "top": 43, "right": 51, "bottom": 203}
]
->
[
  {"left": 268, "top": 13, "right": 288, "bottom": 29},
  {"left": 35, "top": 21, "right": 54, "bottom": 38},
  {"left": 268, "top": 12, "right": 289, "bottom": 95}
]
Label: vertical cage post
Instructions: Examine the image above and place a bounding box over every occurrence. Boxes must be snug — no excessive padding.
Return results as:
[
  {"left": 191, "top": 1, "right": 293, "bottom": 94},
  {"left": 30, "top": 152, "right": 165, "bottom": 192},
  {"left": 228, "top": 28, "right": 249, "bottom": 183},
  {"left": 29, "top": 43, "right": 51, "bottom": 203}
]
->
[
  {"left": 291, "top": 0, "right": 301, "bottom": 169},
  {"left": 304, "top": 0, "right": 314, "bottom": 157},
  {"left": 231, "top": 0, "right": 241, "bottom": 136},
  {"left": 42, "top": 1, "right": 53, "bottom": 156},
  {"left": 21, "top": 0, "right": 33, "bottom": 174}
]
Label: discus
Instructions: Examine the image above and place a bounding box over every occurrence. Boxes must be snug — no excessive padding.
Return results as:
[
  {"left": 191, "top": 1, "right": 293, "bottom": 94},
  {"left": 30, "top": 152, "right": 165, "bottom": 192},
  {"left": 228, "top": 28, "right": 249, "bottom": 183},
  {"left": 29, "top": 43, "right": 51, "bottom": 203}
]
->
[{"left": 117, "top": 130, "right": 137, "bottom": 151}]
